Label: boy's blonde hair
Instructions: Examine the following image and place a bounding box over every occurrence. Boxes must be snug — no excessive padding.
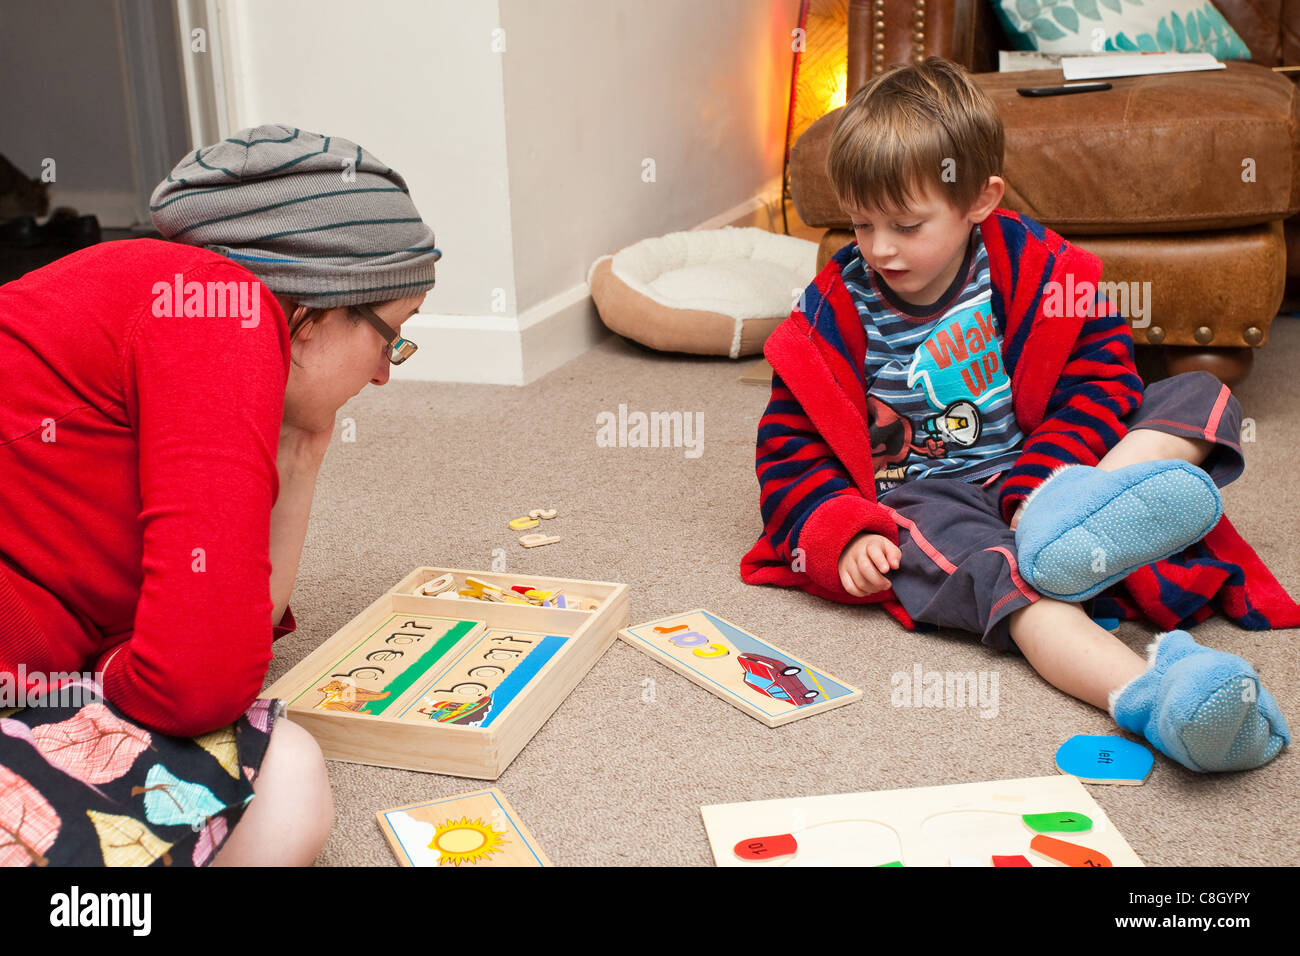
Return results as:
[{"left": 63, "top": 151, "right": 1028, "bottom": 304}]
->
[{"left": 825, "top": 56, "right": 1004, "bottom": 218}]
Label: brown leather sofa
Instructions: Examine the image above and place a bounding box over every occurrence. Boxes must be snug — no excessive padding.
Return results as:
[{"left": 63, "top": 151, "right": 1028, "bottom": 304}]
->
[{"left": 791, "top": 0, "right": 1300, "bottom": 383}]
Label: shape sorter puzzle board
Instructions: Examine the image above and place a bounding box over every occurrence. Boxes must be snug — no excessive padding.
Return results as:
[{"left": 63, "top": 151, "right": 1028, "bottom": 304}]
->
[
  {"left": 701, "top": 775, "right": 1143, "bottom": 867},
  {"left": 619, "top": 610, "right": 861, "bottom": 727},
  {"left": 264, "top": 567, "right": 628, "bottom": 779},
  {"left": 377, "top": 788, "right": 550, "bottom": 867}
]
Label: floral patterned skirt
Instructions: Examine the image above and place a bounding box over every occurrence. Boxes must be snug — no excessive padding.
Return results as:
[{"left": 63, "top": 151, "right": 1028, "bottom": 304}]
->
[{"left": 0, "top": 690, "right": 283, "bottom": 867}]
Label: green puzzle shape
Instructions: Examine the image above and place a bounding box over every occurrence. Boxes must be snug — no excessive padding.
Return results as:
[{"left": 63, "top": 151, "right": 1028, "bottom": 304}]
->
[{"left": 1021, "top": 811, "right": 1092, "bottom": 834}]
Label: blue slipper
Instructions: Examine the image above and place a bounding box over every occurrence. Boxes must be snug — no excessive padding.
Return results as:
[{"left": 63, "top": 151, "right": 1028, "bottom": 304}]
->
[
  {"left": 1015, "top": 460, "right": 1222, "bottom": 602},
  {"left": 1111, "top": 630, "right": 1289, "bottom": 772}
]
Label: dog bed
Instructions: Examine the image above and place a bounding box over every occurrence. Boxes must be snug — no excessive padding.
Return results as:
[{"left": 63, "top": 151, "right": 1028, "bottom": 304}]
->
[{"left": 587, "top": 226, "right": 819, "bottom": 358}]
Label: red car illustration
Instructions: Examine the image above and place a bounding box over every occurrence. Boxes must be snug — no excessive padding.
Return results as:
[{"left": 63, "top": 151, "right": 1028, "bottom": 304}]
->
[{"left": 737, "top": 654, "right": 820, "bottom": 707}]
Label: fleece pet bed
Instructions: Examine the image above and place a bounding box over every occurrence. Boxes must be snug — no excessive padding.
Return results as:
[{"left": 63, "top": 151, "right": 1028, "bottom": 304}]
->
[{"left": 587, "top": 226, "right": 818, "bottom": 358}]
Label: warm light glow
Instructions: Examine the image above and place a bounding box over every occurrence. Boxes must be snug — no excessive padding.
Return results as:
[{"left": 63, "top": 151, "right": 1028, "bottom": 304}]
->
[
  {"left": 789, "top": 1, "right": 850, "bottom": 150},
  {"left": 826, "top": 63, "right": 848, "bottom": 111}
]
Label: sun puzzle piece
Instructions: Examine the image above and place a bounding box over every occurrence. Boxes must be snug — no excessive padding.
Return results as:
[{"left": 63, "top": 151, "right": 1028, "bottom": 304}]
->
[{"left": 376, "top": 788, "right": 550, "bottom": 867}]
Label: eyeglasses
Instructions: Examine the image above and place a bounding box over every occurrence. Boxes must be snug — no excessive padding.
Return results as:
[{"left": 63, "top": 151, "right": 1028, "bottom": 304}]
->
[{"left": 355, "top": 304, "right": 418, "bottom": 365}]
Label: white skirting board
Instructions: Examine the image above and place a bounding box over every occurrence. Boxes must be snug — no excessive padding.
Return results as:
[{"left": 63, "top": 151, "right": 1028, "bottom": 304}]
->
[{"left": 388, "top": 288, "right": 609, "bottom": 387}]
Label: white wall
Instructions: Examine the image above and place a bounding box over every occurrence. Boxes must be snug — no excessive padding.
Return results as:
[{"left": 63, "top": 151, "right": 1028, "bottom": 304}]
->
[
  {"left": 213, "top": 0, "right": 800, "bottom": 384},
  {"left": 217, "top": 0, "right": 516, "bottom": 380},
  {"left": 502, "top": 0, "right": 797, "bottom": 309},
  {"left": 498, "top": 0, "right": 798, "bottom": 381}
]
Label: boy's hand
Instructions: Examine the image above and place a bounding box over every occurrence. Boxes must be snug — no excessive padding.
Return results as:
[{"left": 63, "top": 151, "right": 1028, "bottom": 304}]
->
[{"left": 838, "top": 532, "right": 902, "bottom": 597}]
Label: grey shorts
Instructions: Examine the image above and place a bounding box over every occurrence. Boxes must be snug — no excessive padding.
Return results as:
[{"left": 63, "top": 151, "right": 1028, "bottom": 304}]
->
[{"left": 877, "top": 371, "right": 1244, "bottom": 652}]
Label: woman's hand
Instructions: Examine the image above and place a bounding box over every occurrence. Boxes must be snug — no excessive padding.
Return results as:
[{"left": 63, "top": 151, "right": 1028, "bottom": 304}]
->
[{"left": 269, "top": 422, "right": 333, "bottom": 625}]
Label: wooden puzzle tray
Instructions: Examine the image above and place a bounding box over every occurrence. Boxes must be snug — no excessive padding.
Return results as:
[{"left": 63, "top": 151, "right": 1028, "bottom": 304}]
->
[{"left": 264, "top": 567, "right": 628, "bottom": 779}]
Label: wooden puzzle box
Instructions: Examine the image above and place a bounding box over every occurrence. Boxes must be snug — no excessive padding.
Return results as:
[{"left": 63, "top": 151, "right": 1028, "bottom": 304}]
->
[{"left": 264, "top": 567, "right": 629, "bottom": 779}]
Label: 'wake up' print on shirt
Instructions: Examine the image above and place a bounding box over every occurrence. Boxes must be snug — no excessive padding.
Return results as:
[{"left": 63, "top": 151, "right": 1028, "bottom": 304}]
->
[{"left": 841, "top": 229, "right": 1025, "bottom": 498}]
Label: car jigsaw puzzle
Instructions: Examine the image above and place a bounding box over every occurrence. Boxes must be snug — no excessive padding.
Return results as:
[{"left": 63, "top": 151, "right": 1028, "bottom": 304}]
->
[{"left": 619, "top": 609, "right": 861, "bottom": 727}]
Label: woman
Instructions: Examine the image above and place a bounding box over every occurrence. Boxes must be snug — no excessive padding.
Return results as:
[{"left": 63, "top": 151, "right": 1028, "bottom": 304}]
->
[{"left": 0, "top": 125, "right": 439, "bottom": 866}]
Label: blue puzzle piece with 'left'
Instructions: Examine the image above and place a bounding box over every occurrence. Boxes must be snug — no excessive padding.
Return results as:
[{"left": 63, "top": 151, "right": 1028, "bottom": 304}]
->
[{"left": 1055, "top": 734, "right": 1153, "bottom": 785}]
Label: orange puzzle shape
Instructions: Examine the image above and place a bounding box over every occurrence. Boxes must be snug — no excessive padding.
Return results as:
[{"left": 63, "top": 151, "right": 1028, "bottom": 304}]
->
[{"left": 1030, "top": 834, "right": 1111, "bottom": 867}]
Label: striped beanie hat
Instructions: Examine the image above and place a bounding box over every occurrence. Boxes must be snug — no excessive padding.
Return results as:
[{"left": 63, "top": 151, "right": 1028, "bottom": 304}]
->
[{"left": 150, "top": 125, "right": 440, "bottom": 308}]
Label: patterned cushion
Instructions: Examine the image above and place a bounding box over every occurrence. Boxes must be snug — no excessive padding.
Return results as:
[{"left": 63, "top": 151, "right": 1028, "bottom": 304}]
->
[{"left": 989, "top": 0, "right": 1252, "bottom": 60}]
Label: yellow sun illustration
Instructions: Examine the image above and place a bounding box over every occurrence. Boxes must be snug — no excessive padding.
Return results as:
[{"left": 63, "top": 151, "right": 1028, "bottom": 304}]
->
[{"left": 429, "top": 816, "right": 508, "bottom": 866}]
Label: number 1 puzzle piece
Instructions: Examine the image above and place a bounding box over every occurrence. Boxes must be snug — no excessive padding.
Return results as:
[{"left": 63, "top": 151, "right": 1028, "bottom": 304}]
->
[
  {"left": 519, "top": 532, "right": 562, "bottom": 549},
  {"left": 1021, "top": 811, "right": 1092, "bottom": 834},
  {"left": 734, "top": 833, "right": 797, "bottom": 861}
]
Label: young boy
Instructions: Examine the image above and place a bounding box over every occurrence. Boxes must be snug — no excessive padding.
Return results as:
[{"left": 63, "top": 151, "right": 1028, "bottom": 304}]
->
[{"left": 743, "top": 58, "right": 1298, "bottom": 773}]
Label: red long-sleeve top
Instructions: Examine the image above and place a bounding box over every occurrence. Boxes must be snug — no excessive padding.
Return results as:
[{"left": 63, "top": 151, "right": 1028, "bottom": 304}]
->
[{"left": 0, "top": 239, "right": 295, "bottom": 736}]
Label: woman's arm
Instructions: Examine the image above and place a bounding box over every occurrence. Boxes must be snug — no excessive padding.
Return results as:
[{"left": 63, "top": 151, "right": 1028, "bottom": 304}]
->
[
  {"left": 108, "top": 261, "right": 290, "bottom": 736},
  {"left": 269, "top": 424, "right": 332, "bottom": 626}
]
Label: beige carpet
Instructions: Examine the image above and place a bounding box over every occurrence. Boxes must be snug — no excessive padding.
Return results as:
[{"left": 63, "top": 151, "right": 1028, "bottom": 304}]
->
[{"left": 265, "top": 317, "right": 1300, "bottom": 867}]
